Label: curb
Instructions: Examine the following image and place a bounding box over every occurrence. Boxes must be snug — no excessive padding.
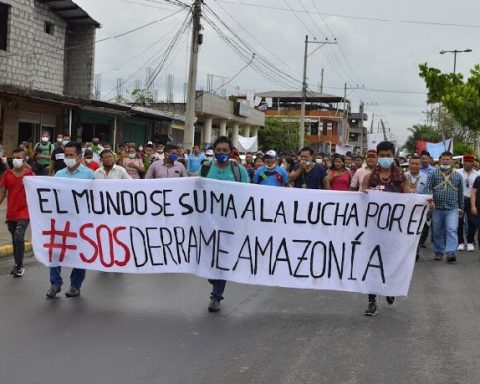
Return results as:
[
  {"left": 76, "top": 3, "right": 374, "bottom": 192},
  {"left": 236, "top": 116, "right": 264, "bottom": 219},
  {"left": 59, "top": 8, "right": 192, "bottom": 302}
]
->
[{"left": 0, "top": 241, "right": 32, "bottom": 259}]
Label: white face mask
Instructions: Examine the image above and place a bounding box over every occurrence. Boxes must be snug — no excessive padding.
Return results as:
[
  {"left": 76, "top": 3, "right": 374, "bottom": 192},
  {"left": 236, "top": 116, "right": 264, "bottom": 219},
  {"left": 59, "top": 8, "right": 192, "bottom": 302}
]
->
[
  {"left": 12, "top": 159, "right": 24, "bottom": 169},
  {"left": 84, "top": 159, "right": 92, "bottom": 164},
  {"left": 128, "top": 154, "right": 136, "bottom": 159},
  {"left": 57, "top": 138, "right": 63, "bottom": 143},
  {"left": 41, "top": 137, "right": 49, "bottom": 143},
  {"left": 64, "top": 158, "right": 77, "bottom": 169}
]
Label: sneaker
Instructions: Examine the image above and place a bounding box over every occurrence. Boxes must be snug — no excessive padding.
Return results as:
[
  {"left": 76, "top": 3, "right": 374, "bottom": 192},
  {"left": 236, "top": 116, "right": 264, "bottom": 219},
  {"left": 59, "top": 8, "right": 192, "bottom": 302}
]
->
[
  {"left": 446, "top": 255, "right": 457, "bottom": 264},
  {"left": 386, "top": 296, "right": 396, "bottom": 305},
  {"left": 364, "top": 301, "right": 377, "bottom": 316},
  {"left": 434, "top": 253, "right": 443, "bottom": 261},
  {"left": 208, "top": 299, "right": 221, "bottom": 312},
  {"left": 46, "top": 285, "right": 61, "bottom": 298},
  {"left": 12, "top": 266, "right": 24, "bottom": 278},
  {"left": 65, "top": 286, "right": 81, "bottom": 298},
  {"left": 467, "top": 243, "right": 475, "bottom": 252},
  {"left": 457, "top": 244, "right": 465, "bottom": 251}
]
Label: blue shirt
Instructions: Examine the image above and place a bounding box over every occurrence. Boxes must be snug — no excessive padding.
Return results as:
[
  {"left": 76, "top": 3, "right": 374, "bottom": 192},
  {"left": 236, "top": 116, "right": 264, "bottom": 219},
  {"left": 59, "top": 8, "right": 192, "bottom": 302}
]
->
[
  {"left": 293, "top": 164, "right": 327, "bottom": 189},
  {"left": 420, "top": 164, "right": 436, "bottom": 177},
  {"left": 187, "top": 153, "right": 206, "bottom": 175},
  {"left": 253, "top": 166, "right": 288, "bottom": 187},
  {"left": 55, "top": 163, "right": 96, "bottom": 179}
]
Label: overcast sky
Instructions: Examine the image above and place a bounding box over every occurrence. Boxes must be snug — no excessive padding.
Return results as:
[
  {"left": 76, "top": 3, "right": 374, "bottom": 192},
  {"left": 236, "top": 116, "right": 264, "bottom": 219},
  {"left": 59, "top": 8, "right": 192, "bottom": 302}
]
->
[{"left": 75, "top": 0, "right": 480, "bottom": 144}]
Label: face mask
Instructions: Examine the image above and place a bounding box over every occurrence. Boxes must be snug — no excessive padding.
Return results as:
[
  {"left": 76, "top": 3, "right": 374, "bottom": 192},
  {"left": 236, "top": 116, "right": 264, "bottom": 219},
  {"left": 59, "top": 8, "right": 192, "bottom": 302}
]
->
[
  {"left": 41, "top": 137, "right": 49, "bottom": 143},
  {"left": 57, "top": 138, "right": 63, "bottom": 143},
  {"left": 64, "top": 158, "right": 77, "bottom": 169},
  {"left": 168, "top": 154, "right": 178, "bottom": 162},
  {"left": 84, "top": 159, "right": 92, "bottom": 164},
  {"left": 305, "top": 161, "right": 312, "bottom": 166},
  {"left": 315, "top": 159, "right": 322, "bottom": 164},
  {"left": 128, "top": 154, "right": 136, "bottom": 159},
  {"left": 266, "top": 163, "right": 276, "bottom": 170},
  {"left": 440, "top": 165, "right": 451, "bottom": 170},
  {"left": 139, "top": 147, "right": 144, "bottom": 152},
  {"left": 215, "top": 153, "right": 230, "bottom": 164},
  {"left": 62, "top": 140, "right": 69, "bottom": 146},
  {"left": 12, "top": 159, "right": 23, "bottom": 169},
  {"left": 378, "top": 158, "right": 394, "bottom": 169}
]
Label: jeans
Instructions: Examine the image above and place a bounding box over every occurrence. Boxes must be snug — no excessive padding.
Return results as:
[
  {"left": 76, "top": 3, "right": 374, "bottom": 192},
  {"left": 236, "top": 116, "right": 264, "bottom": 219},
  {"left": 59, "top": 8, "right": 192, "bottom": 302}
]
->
[
  {"left": 458, "top": 198, "right": 477, "bottom": 244},
  {"left": 209, "top": 279, "right": 226, "bottom": 302},
  {"left": 7, "top": 220, "right": 29, "bottom": 268},
  {"left": 50, "top": 267, "right": 86, "bottom": 289},
  {"left": 432, "top": 209, "right": 459, "bottom": 255}
]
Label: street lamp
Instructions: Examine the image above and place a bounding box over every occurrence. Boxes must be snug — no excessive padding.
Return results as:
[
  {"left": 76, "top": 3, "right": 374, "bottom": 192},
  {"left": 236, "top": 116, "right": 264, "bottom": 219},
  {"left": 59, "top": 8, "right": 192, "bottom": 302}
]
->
[{"left": 439, "top": 49, "right": 473, "bottom": 74}]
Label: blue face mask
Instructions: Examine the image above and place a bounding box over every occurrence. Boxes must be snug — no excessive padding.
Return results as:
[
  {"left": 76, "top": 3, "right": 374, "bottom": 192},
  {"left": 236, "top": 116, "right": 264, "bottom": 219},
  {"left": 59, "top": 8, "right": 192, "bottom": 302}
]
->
[
  {"left": 378, "top": 157, "right": 394, "bottom": 169},
  {"left": 215, "top": 153, "right": 230, "bottom": 164},
  {"left": 168, "top": 154, "right": 178, "bottom": 162}
]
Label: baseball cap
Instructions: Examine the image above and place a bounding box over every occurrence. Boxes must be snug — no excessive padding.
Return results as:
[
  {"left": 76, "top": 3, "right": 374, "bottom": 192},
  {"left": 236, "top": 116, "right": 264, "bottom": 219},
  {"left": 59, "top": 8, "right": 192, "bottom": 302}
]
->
[
  {"left": 265, "top": 150, "right": 277, "bottom": 158},
  {"left": 206, "top": 149, "right": 214, "bottom": 156}
]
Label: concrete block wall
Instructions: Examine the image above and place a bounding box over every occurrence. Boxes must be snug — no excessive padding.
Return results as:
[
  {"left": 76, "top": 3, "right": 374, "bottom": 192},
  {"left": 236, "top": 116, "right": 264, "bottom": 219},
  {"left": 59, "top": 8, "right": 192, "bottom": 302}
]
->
[
  {"left": 64, "top": 24, "right": 96, "bottom": 99},
  {"left": 0, "top": 1, "right": 67, "bottom": 94}
]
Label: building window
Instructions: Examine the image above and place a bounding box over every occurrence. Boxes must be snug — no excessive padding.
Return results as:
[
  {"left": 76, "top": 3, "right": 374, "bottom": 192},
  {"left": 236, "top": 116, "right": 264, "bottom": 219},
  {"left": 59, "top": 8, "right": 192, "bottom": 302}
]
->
[
  {"left": 0, "top": 3, "right": 9, "bottom": 51},
  {"left": 45, "top": 21, "right": 54, "bottom": 35}
]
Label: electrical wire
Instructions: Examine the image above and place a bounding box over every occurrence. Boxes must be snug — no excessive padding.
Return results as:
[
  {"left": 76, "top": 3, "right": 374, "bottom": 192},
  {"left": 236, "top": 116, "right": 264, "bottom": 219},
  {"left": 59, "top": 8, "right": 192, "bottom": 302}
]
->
[
  {"left": 216, "top": 1, "right": 480, "bottom": 28},
  {"left": 3, "top": 7, "right": 188, "bottom": 58}
]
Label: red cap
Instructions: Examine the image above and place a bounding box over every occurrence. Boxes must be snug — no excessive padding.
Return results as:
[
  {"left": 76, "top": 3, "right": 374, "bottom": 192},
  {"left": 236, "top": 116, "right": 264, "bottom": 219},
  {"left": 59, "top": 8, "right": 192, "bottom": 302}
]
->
[{"left": 463, "top": 154, "right": 476, "bottom": 163}]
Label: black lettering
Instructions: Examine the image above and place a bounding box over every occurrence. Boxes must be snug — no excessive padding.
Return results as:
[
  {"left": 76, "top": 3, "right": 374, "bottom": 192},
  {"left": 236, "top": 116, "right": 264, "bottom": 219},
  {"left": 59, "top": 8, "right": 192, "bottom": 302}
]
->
[
  {"left": 225, "top": 195, "right": 238, "bottom": 219},
  {"left": 135, "top": 191, "right": 148, "bottom": 215},
  {"left": 163, "top": 190, "right": 174, "bottom": 217},
  {"left": 240, "top": 197, "right": 256, "bottom": 220},
  {"left": 365, "top": 202, "right": 379, "bottom": 227},
  {"left": 174, "top": 227, "right": 188, "bottom": 263},
  {"left": 89, "top": 190, "right": 105, "bottom": 214},
  {"left": 215, "top": 230, "right": 233, "bottom": 271},
  {"left": 53, "top": 189, "right": 68, "bottom": 214},
  {"left": 321, "top": 202, "right": 335, "bottom": 226},
  {"left": 255, "top": 236, "right": 273, "bottom": 275},
  {"left": 160, "top": 227, "right": 177, "bottom": 265},
  {"left": 328, "top": 242, "right": 345, "bottom": 279},
  {"left": 292, "top": 240, "right": 311, "bottom": 278},
  {"left": 72, "top": 189, "right": 90, "bottom": 214},
  {"left": 145, "top": 227, "right": 163, "bottom": 266},
  {"left": 37, "top": 188, "right": 53, "bottom": 214},
  {"left": 120, "top": 191, "right": 134, "bottom": 215},
  {"left": 274, "top": 202, "right": 287, "bottom": 224},
  {"left": 106, "top": 191, "right": 121, "bottom": 215},
  {"left": 407, "top": 204, "right": 426, "bottom": 235},
  {"left": 310, "top": 241, "right": 327, "bottom": 278},
  {"left": 271, "top": 238, "right": 293, "bottom": 276},
  {"left": 389, "top": 204, "right": 405, "bottom": 232},
  {"left": 150, "top": 191, "right": 164, "bottom": 216},
  {"left": 260, "top": 198, "right": 273, "bottom": 222},
  {"left": 293, "top": 200, "right": 306, "bottom": 224},
  {"left": 233, "top": 236, "right": 254, "bottom": 274},
  {"left": 362, "top": 245, "right": 385, "bottom": 283},
  {"left": 377, "top": 203, "right": 392, "bottom": 230},
  {"left": 130, "top": 227, "right": 148, "bottom": 267}
]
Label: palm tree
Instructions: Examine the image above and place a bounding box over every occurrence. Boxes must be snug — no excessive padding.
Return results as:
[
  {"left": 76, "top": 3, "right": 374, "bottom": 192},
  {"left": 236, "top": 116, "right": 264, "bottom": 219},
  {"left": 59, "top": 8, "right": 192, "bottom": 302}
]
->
[{"left": 404, "top": 124, "right": 442, "bottom": 153}]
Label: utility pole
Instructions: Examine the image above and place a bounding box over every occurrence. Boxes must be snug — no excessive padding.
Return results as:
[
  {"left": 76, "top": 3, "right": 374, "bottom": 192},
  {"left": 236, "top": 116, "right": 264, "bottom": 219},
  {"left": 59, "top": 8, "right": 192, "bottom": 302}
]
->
[
  {"left": 299, "top": 36, "right": 337, "bottom": 150},
  {"left": 183, "top": 0, "right": 203, "bottom": 149},
  {"left": 359, "top": 101, "right": 365, "bottom": 155},
  {"left": 320, "top": 68, "right": 324, "bottom": 93}
]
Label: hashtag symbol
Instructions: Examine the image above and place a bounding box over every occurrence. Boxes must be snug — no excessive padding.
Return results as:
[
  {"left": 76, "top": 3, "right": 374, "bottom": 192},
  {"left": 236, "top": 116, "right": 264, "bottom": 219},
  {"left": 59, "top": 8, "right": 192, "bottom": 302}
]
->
[{"left": 42, "top": 219, "right": 78, "bottom": 263}]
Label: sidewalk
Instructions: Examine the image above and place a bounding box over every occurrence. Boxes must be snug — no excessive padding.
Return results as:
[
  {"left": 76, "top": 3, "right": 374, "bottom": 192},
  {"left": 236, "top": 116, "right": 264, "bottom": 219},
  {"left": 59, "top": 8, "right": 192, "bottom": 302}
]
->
[{"left": 0, "top": 205, "right": 32, "bottom": 258}]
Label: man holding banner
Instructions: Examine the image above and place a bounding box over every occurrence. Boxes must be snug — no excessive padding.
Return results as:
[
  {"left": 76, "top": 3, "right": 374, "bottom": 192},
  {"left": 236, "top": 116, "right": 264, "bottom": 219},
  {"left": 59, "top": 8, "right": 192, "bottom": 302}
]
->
[
  {"left": 362, "top": 141, "right": 409, "bottom": 316},
  {"left": 46, "top": 142, "right": 95, "bottom": 299},
  {"left": 201, "top": 136, "right": 250, "bottom": 312}
]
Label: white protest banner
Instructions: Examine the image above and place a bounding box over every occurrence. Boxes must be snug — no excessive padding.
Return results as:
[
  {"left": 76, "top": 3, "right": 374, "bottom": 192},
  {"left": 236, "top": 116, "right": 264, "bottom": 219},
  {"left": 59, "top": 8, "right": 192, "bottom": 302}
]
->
[
  {"left": 367, "top": 133, "right": 384, "bottom": 151},
  {"left": 24, "top": 177, "right": 428, "bottom": 296},
  {"left": 238, "top": 135, "right": 258, "bottom": 152},
  {"left": 335, "top": 144, "right": 354, "bottom": 155}
]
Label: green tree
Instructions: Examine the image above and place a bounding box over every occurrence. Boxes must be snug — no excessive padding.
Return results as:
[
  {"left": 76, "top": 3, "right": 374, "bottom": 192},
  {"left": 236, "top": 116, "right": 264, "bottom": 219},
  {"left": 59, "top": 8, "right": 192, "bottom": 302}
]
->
[
  {"left": 419, "top": 63, "right": 480, "bottom": 132},
  {"left": 130, "top": 88, "right": 155, "bottom": 106},
  {"left": 404, "top": 124, "right": 441, "bottom": 153},
  {"left": 454, "top": 142, "right": 475, "bottom": 156},
  {"left": 258, "top": 118, "right": 299, "bottom": 153}
]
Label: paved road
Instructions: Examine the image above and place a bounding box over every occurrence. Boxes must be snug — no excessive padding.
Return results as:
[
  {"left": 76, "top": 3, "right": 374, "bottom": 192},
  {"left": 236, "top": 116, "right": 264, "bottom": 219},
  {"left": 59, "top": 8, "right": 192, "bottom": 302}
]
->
[{"left": 0, "top": 247, "right": 479, "bottom": 384}]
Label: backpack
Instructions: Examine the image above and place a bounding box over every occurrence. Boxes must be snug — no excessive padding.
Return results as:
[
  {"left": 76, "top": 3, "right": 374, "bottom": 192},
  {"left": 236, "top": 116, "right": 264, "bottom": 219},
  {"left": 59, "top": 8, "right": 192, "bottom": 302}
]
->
[{"left": 200, "top": 160, "right": 241, "bottom": 182}]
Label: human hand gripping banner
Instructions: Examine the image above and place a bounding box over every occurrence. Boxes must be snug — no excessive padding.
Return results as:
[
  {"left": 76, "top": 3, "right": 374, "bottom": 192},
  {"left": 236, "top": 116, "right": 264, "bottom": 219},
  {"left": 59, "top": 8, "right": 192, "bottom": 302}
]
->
[{"left": 24, "top": 177, "right": 428, "bottom": 296}]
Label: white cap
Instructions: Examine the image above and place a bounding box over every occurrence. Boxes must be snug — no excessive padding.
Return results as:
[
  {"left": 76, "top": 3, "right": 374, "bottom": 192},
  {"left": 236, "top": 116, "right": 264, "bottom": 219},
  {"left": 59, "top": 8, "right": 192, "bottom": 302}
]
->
[
  {"left": 206, "top": 149, "right": 214, "bottom": 156},
  {"left": 265, "top": 150, "right": 277, "bottom": 158}
]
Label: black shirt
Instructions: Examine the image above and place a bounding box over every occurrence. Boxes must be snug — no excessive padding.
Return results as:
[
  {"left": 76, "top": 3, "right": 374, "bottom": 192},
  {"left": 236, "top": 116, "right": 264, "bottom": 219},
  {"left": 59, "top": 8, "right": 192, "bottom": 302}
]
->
[
  {"left": 51, "top": 146, "right": 66, "bottom": 173},
  {"left": 293, "top": 163, "right": 327, "bottom": 189}
]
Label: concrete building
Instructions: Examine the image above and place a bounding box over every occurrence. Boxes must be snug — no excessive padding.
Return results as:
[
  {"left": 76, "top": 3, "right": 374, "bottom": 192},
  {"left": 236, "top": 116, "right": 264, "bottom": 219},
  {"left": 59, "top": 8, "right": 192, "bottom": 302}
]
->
[
  {"left": 348, "top": 106, "right": 368, "bottom": 155},
  {"left": 154, "top": 91, "right": 265, "bottom": 149},
  {"left": 250, "top": 91, "right": 349, "bottom": 154},
  {"left": 0, "top": 0, "right": 100, "bottom": 151}
]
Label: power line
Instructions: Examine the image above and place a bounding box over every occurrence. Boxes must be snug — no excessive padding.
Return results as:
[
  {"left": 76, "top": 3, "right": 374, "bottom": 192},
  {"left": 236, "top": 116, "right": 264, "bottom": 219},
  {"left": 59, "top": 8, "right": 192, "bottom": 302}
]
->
[
  {"left": 216, "top": 1, "right": 480, "bottom": 28},
  {"left": 4, "top": 7, "right": 188, "bottom": 58}
]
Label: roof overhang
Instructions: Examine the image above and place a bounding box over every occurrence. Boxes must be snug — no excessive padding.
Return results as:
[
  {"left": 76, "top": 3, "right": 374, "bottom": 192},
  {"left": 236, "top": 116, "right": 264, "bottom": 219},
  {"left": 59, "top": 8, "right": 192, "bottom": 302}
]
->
[{"left": 37, "top": 0, "right": 101, "bottom": 28}]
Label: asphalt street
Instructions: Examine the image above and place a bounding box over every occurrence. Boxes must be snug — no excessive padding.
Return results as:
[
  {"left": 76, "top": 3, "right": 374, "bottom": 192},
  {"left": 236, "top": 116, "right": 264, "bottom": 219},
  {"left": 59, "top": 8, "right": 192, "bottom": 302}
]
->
[{"left": 0, "top": 247, "right": 479, "bottom": 384}]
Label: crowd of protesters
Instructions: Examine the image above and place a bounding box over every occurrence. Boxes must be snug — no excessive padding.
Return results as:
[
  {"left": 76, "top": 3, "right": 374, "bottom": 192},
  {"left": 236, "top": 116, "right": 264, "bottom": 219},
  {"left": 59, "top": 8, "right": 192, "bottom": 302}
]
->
[{"left": 0, "top": 131, "right": 478, "bottom": 317}]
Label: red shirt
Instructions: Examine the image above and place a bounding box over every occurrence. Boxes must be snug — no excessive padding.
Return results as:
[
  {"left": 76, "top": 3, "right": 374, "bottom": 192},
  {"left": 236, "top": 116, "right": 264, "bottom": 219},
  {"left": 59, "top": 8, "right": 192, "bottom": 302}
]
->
[
  {"left": 0, "top": 168, "right": 35, "bottom": 221},
  {"left": 328, "top": 169, "right": 351, "bottom": 191},
  {"left": 83, "top": 160, "right": 100, "bottom": 171}
]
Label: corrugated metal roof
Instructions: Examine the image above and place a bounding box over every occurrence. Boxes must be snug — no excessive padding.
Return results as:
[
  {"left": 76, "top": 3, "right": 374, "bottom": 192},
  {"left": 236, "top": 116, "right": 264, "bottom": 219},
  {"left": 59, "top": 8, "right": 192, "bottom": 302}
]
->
[{"left": 37, "top": 0, "right": 100, "bottom": 28}]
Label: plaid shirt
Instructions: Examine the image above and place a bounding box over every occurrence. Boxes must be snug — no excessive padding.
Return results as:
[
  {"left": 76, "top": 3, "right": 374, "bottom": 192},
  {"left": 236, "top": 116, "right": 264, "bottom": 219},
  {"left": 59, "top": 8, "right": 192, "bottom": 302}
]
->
[{"left": 425, "top": 169, "right": 464, "bottom": 209}]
